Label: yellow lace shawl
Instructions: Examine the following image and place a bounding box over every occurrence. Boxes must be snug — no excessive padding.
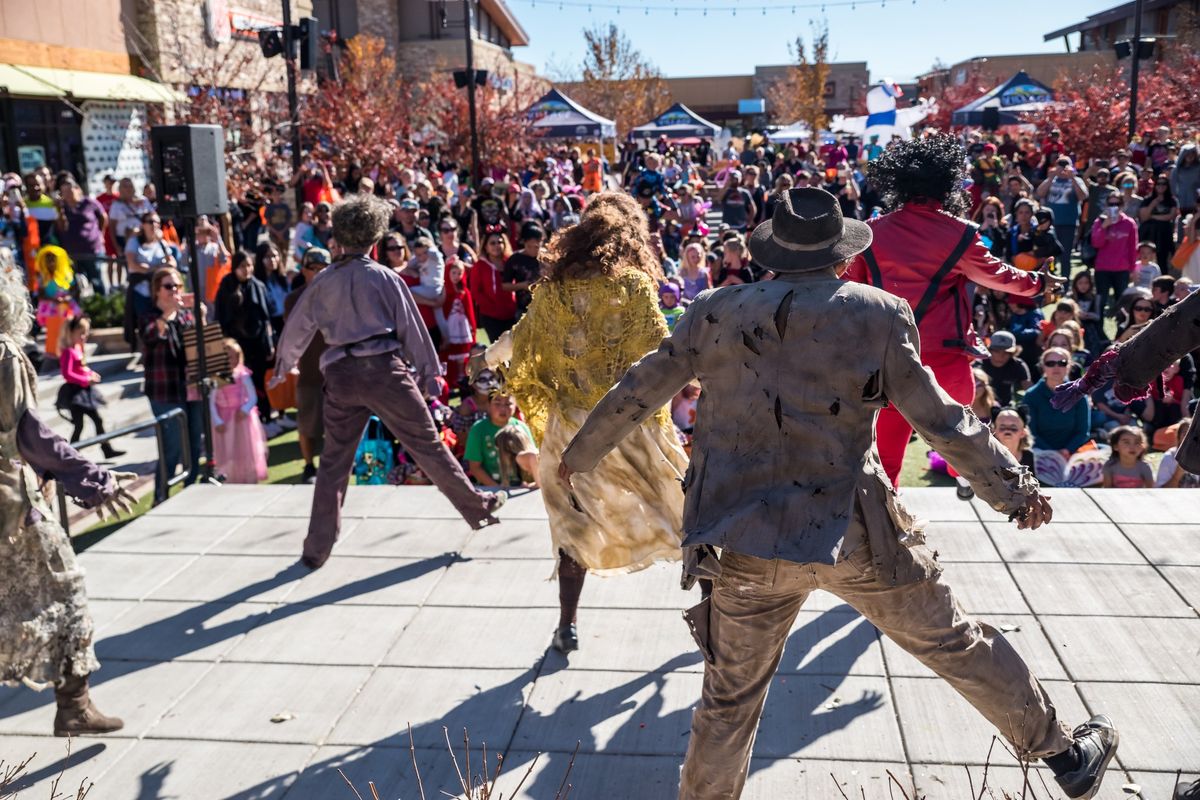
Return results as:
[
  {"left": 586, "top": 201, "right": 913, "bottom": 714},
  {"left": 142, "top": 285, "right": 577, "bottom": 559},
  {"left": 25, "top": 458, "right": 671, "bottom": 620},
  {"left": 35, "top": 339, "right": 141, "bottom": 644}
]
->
[{"left": 507, "top": 269, "right": 671, "bottom": 443}]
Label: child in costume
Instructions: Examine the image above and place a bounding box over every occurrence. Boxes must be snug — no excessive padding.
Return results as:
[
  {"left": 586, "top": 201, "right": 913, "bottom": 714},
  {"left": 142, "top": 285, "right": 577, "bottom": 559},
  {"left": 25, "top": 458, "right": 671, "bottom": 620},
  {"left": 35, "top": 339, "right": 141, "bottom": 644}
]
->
[{"left": 210, "top": 339, "right": 269, "bottom": 484}]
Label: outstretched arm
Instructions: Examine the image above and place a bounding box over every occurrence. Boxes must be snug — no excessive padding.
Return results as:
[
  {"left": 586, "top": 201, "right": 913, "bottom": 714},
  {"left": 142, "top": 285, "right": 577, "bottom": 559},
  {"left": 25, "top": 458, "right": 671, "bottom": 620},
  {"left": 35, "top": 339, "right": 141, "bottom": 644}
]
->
[
  {"left": 882, "top": 300, "right": 1044, "bottom": 520},
  {"left": 561, "top": 306, "right": 698, "bottom": 474}
]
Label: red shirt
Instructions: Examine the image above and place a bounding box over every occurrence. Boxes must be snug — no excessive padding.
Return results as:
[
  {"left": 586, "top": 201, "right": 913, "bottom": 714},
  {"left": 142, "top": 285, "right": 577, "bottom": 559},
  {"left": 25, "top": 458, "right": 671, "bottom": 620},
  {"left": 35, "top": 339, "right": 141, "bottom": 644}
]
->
[
  {"left": 466, "top": 258, "right": 516, "bottom": 321},
  {"left": 845, "top": 201, "right": 1043, "bottom": 358}
]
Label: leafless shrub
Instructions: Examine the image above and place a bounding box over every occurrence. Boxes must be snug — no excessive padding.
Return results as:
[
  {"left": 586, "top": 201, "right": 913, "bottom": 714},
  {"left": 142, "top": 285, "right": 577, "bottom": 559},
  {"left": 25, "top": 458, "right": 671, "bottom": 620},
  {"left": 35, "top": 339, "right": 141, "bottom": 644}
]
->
[
  {"left": 339, "top": 725, "right": 579, "bottom": 800},
  {"left": 0, "top": 740, "right": 93, "bottom": 800}
]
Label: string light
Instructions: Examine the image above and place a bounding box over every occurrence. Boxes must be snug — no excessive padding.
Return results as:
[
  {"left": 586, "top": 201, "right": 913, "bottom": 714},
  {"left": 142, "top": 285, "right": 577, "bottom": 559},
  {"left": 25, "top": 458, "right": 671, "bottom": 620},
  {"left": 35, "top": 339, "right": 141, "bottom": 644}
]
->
[{"left": 512, "top": 0, "right": 898, "bottom": 12}]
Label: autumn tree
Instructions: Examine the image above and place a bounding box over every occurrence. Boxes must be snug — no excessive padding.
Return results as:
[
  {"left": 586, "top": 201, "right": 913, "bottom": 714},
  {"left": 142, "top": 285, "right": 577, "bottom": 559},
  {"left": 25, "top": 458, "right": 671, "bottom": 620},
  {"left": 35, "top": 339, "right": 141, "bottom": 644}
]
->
[
  {"left": 305, "top": 36, "right": 424, "bottom": 177},
  {"left": 1029, "top": 43, "right": 1200, "bottom": 159},
  {"left": 555, "top": 23, "right": 671, "bottom": 138},
  {"left": 918, "top": 63, "right": 990, "bottom": 131},
  {"left": 763, "top": 20, "right": 830, "bottom": 134},
  {"left": 426, "top": 73, "right": 538, "bottom": 177}
]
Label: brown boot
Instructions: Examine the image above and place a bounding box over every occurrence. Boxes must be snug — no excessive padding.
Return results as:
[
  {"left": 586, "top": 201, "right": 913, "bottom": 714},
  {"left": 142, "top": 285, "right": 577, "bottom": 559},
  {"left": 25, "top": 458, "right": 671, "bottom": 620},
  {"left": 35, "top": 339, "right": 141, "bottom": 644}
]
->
[{"left": 53, "top": 674, "right": 124, "bottom": 737}]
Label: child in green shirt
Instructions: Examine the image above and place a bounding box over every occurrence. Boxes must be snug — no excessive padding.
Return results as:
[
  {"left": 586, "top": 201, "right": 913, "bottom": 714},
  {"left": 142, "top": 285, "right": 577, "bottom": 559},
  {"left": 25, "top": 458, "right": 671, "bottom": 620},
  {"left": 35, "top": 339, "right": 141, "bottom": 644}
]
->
[{"left": 464, "top": 393, "right": 539, "bottom": 487}]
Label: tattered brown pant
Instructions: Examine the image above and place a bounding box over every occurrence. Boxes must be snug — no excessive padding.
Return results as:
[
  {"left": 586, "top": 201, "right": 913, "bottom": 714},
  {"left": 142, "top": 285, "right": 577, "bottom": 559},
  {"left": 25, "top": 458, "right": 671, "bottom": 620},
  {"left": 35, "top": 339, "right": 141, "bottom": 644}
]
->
[
  {"left": 678, "top": 520, "right": 1074, "bottom": 800},
  {"left": 304, "top": 352, "right": 492, "bottom": 565}
]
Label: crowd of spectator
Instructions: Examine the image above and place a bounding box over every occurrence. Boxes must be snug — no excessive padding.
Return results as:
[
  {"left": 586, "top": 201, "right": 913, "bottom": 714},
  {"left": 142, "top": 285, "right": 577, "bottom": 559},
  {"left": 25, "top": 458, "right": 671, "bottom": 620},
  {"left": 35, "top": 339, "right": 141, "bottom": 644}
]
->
[{"left": 3, "top": 119, "right": 1197, "bottom": 493}]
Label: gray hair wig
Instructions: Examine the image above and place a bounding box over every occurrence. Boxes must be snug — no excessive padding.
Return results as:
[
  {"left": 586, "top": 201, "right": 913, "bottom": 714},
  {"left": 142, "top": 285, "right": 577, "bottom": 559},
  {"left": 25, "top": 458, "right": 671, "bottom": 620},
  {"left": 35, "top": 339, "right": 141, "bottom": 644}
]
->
[
  {"left": 0, "top": 250, "right": 33, "bottom": 344},
  {"left": 332, "top": 194, "right": 392, "bottom": 252}
]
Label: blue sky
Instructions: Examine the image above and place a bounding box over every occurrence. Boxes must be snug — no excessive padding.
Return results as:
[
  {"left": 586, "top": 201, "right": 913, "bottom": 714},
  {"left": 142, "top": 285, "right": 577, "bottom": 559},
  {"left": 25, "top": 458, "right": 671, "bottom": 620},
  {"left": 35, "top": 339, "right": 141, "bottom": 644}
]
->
[{"left": 508, "top": 0, "right": 1108, "bottom": 83}]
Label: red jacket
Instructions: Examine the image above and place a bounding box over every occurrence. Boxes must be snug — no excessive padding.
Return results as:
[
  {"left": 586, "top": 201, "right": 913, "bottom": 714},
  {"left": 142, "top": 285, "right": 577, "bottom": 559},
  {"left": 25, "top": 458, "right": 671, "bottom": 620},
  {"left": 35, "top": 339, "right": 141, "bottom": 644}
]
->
[
  {"left": 467, "top": 258, "right": 517, "bottom": 321},
  {"left": 845, "top": 201, "right": 1043, "bottom": 358}
]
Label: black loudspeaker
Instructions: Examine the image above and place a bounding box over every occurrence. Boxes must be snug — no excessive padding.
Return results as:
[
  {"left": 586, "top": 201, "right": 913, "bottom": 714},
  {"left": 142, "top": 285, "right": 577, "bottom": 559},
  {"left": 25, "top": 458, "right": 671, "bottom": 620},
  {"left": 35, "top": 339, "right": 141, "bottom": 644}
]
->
[
  {"left": 981, "top": 106, "right": 1001, "bottom": 131},
  {"left": 150, "top": 125, "right": 228, "bottom": 218}
]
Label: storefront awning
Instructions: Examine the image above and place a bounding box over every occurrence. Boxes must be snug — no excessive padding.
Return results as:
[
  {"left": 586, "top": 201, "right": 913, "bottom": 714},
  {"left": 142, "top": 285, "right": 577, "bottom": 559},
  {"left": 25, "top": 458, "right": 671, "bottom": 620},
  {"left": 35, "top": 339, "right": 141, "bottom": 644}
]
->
[
  {"left": 0, "top": 64, "right": 66, "bottom": 98},
  {"left": 0, "top": 64, "right": 184, "bottom": 104}
]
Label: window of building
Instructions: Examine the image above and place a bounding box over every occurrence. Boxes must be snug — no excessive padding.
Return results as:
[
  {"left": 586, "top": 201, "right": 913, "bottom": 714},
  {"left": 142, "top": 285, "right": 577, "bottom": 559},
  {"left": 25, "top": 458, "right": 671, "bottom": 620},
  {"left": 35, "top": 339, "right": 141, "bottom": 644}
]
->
[{"left": 824, "top": 80, "right": 836, "bottom": 98}]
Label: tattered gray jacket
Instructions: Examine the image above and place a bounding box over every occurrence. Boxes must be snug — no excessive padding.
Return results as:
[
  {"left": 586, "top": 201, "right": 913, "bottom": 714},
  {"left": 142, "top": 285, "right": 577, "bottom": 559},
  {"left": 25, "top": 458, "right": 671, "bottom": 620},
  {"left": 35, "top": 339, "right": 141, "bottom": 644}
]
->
[
  {"left": 1115, "top": 287, "right": 1200, "bottom": 472},
  {"left": 562, "top": 269, "right": 1039, "bottom": 584}
]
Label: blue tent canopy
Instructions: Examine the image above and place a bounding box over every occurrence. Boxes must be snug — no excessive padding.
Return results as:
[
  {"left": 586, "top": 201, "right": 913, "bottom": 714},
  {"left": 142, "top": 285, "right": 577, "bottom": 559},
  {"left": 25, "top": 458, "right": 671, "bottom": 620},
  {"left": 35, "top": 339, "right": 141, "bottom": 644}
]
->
[
  {"left": 630, "top": 103, "right": 720, "bottom": 140},
  {"left": 526, "top": 88, "right": 616, "bottom": 139},
  {"left": 951, "top": 71, "right": 1055, "bottom": 127}
]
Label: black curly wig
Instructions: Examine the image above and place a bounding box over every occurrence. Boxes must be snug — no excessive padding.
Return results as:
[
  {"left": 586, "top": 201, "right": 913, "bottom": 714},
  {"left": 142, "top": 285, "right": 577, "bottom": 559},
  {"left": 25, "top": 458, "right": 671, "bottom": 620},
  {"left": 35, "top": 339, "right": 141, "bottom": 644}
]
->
[{"left": 865, "top": 132, "right": 972, "bottom": 217}]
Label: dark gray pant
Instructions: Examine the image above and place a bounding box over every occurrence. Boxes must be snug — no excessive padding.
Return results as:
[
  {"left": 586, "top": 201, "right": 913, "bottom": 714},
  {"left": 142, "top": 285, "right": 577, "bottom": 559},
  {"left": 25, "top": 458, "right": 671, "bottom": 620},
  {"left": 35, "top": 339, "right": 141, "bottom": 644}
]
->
[{"left": 304, "top": 352, "right": 491, "bottom": 565}]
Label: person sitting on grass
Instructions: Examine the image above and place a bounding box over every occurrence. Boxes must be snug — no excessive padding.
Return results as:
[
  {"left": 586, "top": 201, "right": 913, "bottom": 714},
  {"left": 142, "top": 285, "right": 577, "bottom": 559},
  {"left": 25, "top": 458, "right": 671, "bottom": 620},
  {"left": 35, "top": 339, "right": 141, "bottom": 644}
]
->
[
  {"left": 980, "top": 330, "right": 1031, "bottom": 407},
  {"left": 992, "top": 407, "right": 1036, "bottom": 472},
  {"left": 1101, "top": 425, "right": 1154, "bottom": 488},
  {"left": 1157, "top": 418, "right": 1199, "bottom": 488},
  {"left": 1025, "top": 347, "right": 1093, "bottom": 459},
  {"left": 464, "top": 392, "right": 539, "bottom": 488}
]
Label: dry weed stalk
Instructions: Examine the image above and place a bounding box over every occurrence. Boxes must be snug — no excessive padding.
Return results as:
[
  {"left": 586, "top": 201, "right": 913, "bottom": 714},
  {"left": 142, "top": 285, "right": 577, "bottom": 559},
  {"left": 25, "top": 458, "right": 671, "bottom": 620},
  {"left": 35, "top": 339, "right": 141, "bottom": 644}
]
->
[
  {"left": 341, "top": 726, "right": 578, "bottom": 800},
  {"left": 0, "top": 739, "right": 93, "bottom": 800},
  {"left": 826, "top": 736, "right": 1076, "bottom": 800}
]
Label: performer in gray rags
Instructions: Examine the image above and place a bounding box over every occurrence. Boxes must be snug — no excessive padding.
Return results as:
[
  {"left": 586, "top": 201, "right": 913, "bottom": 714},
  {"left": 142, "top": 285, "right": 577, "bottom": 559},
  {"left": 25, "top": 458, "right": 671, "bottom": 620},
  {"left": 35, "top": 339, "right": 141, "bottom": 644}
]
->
[{"left": 559, "top": 188, "right": 1119, "bottom": 800}]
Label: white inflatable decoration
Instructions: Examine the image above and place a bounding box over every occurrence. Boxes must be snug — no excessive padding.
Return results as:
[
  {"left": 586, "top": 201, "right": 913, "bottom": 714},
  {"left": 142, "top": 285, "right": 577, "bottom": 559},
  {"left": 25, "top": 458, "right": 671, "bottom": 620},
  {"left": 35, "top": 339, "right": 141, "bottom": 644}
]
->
[{"left": 830, "top": 80, "right": 931, "bottom": 141}]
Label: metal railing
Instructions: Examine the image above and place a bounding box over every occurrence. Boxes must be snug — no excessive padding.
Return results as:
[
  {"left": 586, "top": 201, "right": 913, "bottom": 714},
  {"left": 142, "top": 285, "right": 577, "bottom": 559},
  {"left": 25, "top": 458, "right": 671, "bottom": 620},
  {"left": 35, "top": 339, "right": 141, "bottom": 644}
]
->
[{"left": 56, "top": 408, "right": 191, "bottom": 536}]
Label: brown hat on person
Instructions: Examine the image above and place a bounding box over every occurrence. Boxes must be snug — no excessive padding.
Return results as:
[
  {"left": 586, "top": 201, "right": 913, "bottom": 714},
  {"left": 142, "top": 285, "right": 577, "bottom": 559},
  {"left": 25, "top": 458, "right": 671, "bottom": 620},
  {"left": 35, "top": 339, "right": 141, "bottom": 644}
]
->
[{"left": 748, "top": 188, "right": 872, "bottom": 273}]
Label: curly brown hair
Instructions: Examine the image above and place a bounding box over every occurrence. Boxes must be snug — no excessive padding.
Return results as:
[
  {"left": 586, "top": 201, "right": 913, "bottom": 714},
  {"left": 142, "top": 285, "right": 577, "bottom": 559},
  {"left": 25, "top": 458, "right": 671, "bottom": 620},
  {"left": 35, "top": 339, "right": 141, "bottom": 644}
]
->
[{"left": 541, "top": 192, "right": 663, "bottom": 284}]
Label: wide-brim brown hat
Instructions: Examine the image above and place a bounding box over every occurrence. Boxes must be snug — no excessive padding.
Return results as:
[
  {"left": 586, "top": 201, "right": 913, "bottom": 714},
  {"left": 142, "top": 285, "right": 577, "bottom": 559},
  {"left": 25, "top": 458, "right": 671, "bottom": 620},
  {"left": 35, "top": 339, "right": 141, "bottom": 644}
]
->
[{"left": 749, "top": 187, "right": 872, "bottom": 273}]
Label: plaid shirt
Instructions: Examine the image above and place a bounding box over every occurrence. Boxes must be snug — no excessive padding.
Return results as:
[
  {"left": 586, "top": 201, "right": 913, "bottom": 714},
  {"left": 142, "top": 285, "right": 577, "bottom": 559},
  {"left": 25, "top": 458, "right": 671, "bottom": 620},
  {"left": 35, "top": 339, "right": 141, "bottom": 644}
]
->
[{"left": 141, "top": 310, "right": 194, "bottom": 404}]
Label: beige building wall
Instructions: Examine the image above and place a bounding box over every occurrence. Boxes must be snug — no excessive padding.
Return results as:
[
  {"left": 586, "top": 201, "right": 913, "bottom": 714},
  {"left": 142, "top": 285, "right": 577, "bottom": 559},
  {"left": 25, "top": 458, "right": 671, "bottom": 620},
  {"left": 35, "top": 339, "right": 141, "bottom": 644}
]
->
[{"left": 0, "top": 0, "right": 138, "bottom": 73}]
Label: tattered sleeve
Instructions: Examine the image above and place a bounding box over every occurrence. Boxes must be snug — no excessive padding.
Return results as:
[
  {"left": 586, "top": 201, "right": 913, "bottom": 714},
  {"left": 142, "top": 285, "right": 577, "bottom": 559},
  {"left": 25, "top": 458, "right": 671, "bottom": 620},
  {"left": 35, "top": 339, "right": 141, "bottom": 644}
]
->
[
  {"left": 882, "top": 299, "right": 1038, "bottom": 515},
  {"left": 17, "top": 410, "right": 117, "bottom": 509}
]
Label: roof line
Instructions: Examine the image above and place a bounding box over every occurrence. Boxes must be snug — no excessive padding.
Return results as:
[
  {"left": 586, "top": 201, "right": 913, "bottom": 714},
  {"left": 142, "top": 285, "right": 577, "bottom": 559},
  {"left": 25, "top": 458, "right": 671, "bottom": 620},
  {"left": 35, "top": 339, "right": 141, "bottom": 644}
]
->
[{"left": 480, "top": 0, "right": 529, "bottom": 47}]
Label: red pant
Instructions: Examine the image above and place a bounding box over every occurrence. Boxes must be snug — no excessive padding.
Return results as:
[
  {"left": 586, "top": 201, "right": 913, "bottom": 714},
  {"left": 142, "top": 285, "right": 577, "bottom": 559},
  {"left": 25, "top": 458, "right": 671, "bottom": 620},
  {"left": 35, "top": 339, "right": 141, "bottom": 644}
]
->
[{"left": 876, "top": 352, "right": 975, "bottom": 488}]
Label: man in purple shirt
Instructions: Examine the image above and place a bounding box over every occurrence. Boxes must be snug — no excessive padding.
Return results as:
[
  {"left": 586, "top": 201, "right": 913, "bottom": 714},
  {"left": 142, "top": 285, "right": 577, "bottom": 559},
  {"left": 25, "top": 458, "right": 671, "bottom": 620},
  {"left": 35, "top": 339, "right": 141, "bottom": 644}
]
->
[
  {"left": 54, "top": 179, "right": 109, "bottom": 294},
  {"left": 272, "top": 194, "right": 504, "bottom": 569}
]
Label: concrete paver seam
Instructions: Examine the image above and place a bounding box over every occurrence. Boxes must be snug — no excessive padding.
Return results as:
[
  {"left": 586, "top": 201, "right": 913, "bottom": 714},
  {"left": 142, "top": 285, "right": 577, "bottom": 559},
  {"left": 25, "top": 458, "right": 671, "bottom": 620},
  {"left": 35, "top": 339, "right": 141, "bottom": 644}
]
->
[{"left": 976, "top": 492, "right": 1137, "bottom": 785}]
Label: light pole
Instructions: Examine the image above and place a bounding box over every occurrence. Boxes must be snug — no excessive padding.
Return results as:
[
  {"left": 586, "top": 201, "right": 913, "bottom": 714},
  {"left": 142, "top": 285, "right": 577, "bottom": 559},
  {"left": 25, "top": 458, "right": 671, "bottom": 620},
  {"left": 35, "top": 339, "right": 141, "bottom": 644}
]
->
[
  {"left": 463, "top": 0, "right": 482, "bottom": 186},
  {"left": 282, "top": 0, "right": 303, "bottom": 207},
  {"left": 1129, "top": 0, "right": 1144, "bottom": 140}
]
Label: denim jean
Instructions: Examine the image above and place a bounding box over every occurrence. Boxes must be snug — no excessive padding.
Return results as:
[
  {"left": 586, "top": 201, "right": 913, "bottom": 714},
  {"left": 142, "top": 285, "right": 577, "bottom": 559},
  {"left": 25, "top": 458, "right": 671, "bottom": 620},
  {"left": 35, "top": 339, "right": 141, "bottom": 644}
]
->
[
  {"left": 1094, "top": 270, "right": 1130, "bottom": 319},
  {"left": 1053, "top": 224, "right": 1076, "bottom": 273},
  {"left": 149, "top": 399, "right": 204, "bottom": 502}
]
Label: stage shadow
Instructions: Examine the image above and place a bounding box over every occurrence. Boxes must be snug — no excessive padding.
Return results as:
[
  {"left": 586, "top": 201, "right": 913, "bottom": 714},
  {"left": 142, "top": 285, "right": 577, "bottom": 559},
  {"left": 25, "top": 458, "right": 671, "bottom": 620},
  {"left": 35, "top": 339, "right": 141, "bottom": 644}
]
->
[
  {"left": 223, "top": 608, "right": 880, "bottom": 799},
  {"left": 0, "top": 554, "right": 463, "bottom": 721}
]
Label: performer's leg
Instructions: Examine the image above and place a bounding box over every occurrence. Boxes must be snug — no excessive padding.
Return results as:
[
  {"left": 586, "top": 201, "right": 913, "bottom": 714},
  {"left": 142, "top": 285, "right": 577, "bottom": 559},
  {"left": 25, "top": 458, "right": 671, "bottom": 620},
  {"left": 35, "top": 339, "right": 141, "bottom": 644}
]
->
[
  {"left": 557, "top": 549, "right": 586, "bottom": 628},
  {"left": 54, "top": 667, "right": 123, "bottom": 737},
  {"left": 825, "top": 543, "right": 1073, "bottom": 757},
  {"left": 679, "top": 552, "right": 808, "bottom": 800},
  {"left": 926, "top": 356, "right": 975, "bottom": 481},
  {"left": 304, "top": 382, "right": 370, "bottom": 567},
  {"left": 553, "top": 549, "right": 587, "bottom": 653},
  {"left": 368, "top": 358, "right": 494, "bottom": 528},
  {"left": 874, "top": 404, "right": 913, "bottom": 488}
]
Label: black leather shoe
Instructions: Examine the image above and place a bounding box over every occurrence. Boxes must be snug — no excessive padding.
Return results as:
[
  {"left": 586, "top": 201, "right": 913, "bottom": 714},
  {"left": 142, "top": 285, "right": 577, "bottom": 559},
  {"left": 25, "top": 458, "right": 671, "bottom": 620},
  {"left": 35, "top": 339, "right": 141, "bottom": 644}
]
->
[
  {"left": 1176, "top": 778, "right": 1200, "bottom": 799},
  {"left": 1051, "top": 715, "right": 1119, "bottom": 799},
  {"left": 102, "top": 445, "right": 126, "bottom": 459},
  {"left": 552, "top": 624, "right": 579, "bottom": 654}
]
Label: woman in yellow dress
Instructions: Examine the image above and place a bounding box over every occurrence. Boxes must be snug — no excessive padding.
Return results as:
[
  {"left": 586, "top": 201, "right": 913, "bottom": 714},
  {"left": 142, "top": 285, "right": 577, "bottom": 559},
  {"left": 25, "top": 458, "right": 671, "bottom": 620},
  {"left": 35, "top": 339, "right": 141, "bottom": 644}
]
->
[{"left": 483, "top": 192, "right": 689, "bottom": 653}]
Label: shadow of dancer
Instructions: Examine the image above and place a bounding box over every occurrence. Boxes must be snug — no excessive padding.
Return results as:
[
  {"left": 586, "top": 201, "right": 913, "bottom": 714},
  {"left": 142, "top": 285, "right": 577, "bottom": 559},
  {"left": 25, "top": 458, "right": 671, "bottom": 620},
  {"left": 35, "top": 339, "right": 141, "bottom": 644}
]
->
[{"left": 0, "top": 555, "right": 464, "bottom": 722}]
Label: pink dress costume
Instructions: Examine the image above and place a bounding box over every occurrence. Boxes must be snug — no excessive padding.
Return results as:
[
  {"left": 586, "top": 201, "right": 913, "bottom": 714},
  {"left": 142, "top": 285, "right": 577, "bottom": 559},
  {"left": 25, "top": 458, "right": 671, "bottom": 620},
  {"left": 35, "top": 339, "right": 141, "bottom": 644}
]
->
[{"left": 210, "top": 364, "right": 268, "bottom": 484}]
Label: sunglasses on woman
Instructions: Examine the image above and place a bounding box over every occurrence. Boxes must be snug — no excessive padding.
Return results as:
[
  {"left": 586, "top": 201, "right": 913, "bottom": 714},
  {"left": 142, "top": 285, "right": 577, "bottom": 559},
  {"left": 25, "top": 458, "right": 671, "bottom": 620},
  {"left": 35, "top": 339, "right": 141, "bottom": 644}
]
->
[
  {"left": 996, "top": 425, "right": 1022, "bottom": 434},
  {"left": 1043, "top": 359, "right": 1069, "bottom": 368},
  {"left": 1133, "top": 304, "right": 1153, "bottom": 312},
  {"left": 160, "top": 282, "right": 182, "bottom": 291}
]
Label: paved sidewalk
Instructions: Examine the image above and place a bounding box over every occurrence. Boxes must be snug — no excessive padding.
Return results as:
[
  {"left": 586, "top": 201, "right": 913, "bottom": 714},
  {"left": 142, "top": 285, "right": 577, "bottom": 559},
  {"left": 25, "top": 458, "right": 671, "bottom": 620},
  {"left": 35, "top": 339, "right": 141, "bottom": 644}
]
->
[{"left": 0, "top": 486, "right": 1196, "bottom": 799}]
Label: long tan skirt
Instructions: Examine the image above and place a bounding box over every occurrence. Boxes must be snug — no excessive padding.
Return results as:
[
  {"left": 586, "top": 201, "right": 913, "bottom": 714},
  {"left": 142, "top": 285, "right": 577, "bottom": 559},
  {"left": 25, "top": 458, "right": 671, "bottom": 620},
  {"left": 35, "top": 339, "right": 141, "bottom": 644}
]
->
[{"left": 538, "top": 408, "right": 687, "bottom": 576}]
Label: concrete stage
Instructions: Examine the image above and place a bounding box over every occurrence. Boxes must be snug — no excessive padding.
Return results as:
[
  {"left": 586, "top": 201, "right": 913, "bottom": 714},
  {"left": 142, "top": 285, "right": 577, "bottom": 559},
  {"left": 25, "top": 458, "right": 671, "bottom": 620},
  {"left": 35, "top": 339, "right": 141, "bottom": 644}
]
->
[{"left": 0, "top": 485, "right": 1197, "bottom": 799}]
